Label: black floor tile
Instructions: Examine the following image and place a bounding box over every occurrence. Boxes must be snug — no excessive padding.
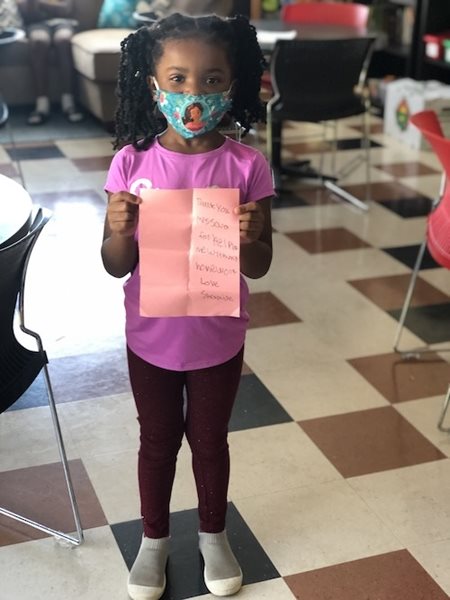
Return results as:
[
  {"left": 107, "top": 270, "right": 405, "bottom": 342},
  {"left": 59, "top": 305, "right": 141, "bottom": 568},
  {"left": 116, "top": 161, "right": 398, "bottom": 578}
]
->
[
  {"left": 378, "top": 196, "right": 433, "bottom": 218},
  {"left": 273, "top": 189, "right": 309, "bottom": 208},
  {"left": 7, "top": 348, "right": 131, "bottom": 410},
  {"left": 6, "top": 144, "right": 65, "bottom": 161},
  {"left": 388, "top": 302, "right": 450, "bottom": 345},
  {"left": 111, "top": 502, "right": 280, "bottom": 600},
  {"left": 382, "top": 244, "right": 440, "bottom": 270},
  {"left": 336, "top": 138, "right": 382, "bottom": 150},
  {"left": 230, "top": 374, "right": 292, "bottom": 432}
]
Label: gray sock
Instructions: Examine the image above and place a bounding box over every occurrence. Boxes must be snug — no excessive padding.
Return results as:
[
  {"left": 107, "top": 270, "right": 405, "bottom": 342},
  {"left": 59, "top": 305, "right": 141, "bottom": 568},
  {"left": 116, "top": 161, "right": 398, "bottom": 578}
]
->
[
  {"left": 199, "top": 530, "right": 242, "bottom": 596},
  {"left": 127, "top": 536, "right": 169, "bottom": 600}
]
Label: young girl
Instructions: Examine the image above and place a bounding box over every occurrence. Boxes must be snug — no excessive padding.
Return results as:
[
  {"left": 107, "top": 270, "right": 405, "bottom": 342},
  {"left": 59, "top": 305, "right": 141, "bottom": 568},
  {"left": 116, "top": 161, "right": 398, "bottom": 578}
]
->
[{"left": 101, "top": 13, "right": 274, "bottom": 600}]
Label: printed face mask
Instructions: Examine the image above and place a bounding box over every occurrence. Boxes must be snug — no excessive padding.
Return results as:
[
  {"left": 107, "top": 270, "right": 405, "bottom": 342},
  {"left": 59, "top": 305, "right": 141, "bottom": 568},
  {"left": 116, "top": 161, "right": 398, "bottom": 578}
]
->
[{"left": 152, "top": 79, "right": 232, "bottom": 139}]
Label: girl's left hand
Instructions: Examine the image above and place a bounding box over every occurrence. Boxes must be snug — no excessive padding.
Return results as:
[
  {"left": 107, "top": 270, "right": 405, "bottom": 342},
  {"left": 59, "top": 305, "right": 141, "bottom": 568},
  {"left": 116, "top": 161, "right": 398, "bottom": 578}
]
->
[{"left": 234, "top": 201, "right": 265, "bottom": 244}]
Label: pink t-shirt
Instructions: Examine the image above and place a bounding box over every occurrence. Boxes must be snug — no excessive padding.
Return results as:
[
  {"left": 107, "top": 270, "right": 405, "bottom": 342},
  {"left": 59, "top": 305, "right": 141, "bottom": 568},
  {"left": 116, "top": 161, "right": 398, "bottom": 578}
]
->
[{"left": 105, "top": 136, "right": 274, "bottom": 371}]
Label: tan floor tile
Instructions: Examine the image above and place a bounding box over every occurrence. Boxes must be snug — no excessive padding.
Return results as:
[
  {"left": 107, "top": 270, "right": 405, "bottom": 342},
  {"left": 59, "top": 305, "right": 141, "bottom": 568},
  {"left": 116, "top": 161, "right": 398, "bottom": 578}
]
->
[
  {"left": 277, "top": 279, "right": 422, "bottom": 358},
  {"left": 82, "top": 440, "right": 198, "bottom": 525},
  {"left": 0, "top": 527, "right": 129, "bottom": 600},
  {"left": 0, "top": 162, "right": 18, "bottom": 177},
  {"left": 188, "top": 578, "right": 295, "bottom": 599},
  {"left": 59, "top": 394, "right": 139, "bottom": 460},
  {"left": 0, "top": 145, "right": 11, "bottom": 162},
  {"left": 409, "top": 540, "right": 450, "bottom": 596},
  {"left": 299, "top": 406, "right": 445, "bottom": 478},
  {"left": 20, "top": 158, "right": 82, "bottom": 194},
  {"left": 80, "top": 449, "right": 140, "bottom": 525},
  {"left": 395, "top": 396, "right": 450, "bottom": 458},
  {"left": 245, "top": 233, "right": 314, "bottom": 293},
  {"left": 0, "top": 405, "right": 79, "bottom": 472},
  {"left": 285, "top": 549, "right": 449, "bottom": 600},
  {"left": 348, "top": 459, "right": 450, "bottom": 546},
  {"left": 244, "top": 323, "right": 340, "bottom": 374},
  {"left": 420, "top": 268, "right": 450, "bottom": 296},
  {"left": 235, "top": 480, "right": 403, "bottom": 575},
  {"left": 229, "top": 423, "right": 341, "bottom": 500},
  {"left": 257, "top": 361, "right": 388, "bottom": 421},
  {"left": 399, "top": 174, "right": 442, "bottom": 199},
  {"left": 55, "top": 138, "right": 114, "bottom": 159},
  {"left": 306, "top": 247, "right": 411, "bottom": 281}
]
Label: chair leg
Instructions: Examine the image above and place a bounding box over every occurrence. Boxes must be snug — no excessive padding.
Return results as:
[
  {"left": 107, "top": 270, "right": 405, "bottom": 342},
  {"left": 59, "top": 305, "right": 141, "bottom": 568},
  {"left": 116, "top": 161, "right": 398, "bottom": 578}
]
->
[
  {"left": 393, "top": 239, "right": 427, "bottom": 357},
  {"left": 363, "top": 108, "right": 371, "bottom": 200},
  {"left": 438, "top": 385, "right": 450, "bottom": 432},
  {"left": 323, "top": 108, "right": 372, "bottom": 211},
  {"left": 324, "top": 179, "right": 369, "bottom": 211},
  {"left": 0, "top": 363, "right": 84, "bottom": 546}
]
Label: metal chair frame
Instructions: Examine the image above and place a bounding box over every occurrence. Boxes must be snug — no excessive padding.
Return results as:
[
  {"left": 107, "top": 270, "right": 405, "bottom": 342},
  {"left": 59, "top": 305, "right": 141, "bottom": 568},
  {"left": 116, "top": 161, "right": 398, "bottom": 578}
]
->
[{"left": 0, "top": 209, "right": 84, "bottom": 545}]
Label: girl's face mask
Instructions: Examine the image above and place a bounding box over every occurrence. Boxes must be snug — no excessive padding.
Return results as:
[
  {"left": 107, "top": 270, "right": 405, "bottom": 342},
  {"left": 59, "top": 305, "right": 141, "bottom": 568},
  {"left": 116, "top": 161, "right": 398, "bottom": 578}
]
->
[{"left": 152, "top": 78, "right": 233, "bottom": 139}]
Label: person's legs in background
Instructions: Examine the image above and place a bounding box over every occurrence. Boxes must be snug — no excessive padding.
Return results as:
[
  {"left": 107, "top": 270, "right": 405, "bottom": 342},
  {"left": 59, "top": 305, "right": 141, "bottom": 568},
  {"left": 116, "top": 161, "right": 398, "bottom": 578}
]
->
[
  {"left": 53, "top": 25, "right": 84, "bottom": 123},
  {"left": 27, "top": 24, "right": 51, "bottom": 125},
  {"left": 185, "top": 347, "right": 244, "bottom": 596}
]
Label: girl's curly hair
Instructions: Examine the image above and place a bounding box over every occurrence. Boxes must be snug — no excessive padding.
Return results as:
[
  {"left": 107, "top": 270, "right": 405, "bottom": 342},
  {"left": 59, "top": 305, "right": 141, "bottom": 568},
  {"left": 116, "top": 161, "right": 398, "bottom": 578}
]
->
[{"left": 113, "top": 12, "right": 267, "bottom": 150}]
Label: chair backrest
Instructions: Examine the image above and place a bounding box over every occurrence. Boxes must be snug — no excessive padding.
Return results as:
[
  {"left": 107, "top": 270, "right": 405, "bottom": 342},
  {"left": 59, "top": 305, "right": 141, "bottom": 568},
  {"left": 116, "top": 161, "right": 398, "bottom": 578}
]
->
[
  {"left": 268, "top": 37, "right": 375, "bottom": 122},
  {"left": 410, "top": 110, "right": 450, "bottom": 269},
  {"left": 0, "top": 208, "right": 51, "bottom": 335},
  {"left": 281, "top": 1, "right": 369, "bottom": 27},
  {"left": 0, "top": 207, "right": 52, "bottom": 411}
]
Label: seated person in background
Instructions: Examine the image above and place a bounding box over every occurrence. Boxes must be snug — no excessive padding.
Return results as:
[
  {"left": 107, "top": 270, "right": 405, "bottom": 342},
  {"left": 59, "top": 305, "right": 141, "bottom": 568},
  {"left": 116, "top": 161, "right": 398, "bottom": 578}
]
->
[
  {"left": 135, "top": 0, "right": 233, "bottom": 19},
  {"left": 17, "top": 0, "right": 84, "bottom": 125}
]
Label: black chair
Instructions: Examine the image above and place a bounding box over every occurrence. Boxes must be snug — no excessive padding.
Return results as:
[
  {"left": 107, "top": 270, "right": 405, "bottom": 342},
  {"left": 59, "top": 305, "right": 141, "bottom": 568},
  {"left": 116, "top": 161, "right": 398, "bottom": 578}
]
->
[
  {"left": 267, "top": 36, "right": 376, "bottom": 211},
  {"left": 0, "top": 208, "right": 84, "bottom": 545}
]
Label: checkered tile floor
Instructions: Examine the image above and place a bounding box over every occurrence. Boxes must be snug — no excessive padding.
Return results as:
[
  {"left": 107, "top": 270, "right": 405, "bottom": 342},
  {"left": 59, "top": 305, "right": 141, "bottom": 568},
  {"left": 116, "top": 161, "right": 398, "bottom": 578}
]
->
[{"left": 1, "top": 110, "right": 450, "bottom": 600}]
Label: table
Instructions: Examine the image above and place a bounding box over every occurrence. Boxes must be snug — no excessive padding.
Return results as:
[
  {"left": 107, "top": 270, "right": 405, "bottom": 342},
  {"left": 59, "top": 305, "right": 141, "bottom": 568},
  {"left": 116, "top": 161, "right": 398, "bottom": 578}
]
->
[
  {"left": 0, "top": 175, "right": 33, "bottom": 248},
  {"left": 253, "top": 19, "right": 369, "bottom": 52},
  {"left": 0, "top": 28, "right": 25, "bottom": 126}
]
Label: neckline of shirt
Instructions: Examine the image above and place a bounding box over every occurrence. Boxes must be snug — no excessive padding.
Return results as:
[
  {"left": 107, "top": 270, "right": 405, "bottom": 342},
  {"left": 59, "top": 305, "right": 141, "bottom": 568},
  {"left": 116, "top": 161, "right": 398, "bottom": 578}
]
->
[{"left": 154, "top": 136, "right": 231, "bottom": 158}]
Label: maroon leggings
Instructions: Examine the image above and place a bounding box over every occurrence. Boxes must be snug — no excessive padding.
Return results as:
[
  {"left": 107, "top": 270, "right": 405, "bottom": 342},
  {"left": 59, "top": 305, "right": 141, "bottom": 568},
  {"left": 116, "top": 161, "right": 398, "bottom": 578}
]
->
[{"left": 127, "top": 346, "right": 244, "bottom": 538}]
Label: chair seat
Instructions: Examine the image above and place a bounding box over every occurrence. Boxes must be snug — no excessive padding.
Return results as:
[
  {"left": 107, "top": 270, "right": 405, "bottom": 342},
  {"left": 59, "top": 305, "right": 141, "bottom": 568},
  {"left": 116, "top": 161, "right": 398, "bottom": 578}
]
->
[
  {"left": 270, "top": 99, "right": 366, "bottom": 123},
  {"left": 428, "top": 197, "right": 450, "bottom": 269},
  {"left": 0, "top": 338, "right": 46, "bottom": 412}
]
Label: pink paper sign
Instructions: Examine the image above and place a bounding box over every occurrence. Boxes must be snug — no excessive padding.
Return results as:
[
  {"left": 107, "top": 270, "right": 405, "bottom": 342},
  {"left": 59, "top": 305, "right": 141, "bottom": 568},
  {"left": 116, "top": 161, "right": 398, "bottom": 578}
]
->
[{"left": 139, "top": 188, "right": 240, "bottom": 317}]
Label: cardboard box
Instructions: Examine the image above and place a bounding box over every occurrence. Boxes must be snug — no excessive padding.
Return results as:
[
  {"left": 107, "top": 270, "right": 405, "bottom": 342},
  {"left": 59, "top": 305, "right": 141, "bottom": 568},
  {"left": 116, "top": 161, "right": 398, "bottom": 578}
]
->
[{"left": 383, "top": 78, "right": 450, "bottom": 149}]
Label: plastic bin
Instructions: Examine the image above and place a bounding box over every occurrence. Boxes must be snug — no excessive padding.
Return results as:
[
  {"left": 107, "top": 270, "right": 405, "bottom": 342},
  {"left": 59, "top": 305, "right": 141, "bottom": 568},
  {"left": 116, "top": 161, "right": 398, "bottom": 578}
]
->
[
  {"left": 423, "top": 32, "right": 450, "bottom": 60},
  {"left": 443, "top": 39, "right": 450, "bottom": 63}
]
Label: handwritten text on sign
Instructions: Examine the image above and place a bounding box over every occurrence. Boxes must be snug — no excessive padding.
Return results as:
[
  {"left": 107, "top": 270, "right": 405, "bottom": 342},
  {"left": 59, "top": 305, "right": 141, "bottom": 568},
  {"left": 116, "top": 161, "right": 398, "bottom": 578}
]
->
[{"left": 139, "top": 188, "right": 240, "bottom": 317}]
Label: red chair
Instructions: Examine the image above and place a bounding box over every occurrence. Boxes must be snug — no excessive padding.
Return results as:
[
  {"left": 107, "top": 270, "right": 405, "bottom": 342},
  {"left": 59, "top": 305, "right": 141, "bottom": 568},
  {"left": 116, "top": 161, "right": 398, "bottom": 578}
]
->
[
  {"left": 281, "top": 2, "right": 369, "bottom": 28},
  {"left": 393, "top": 111, "right": 450, "bottom": 432},
  {"left": 393, "top": 110, "right": 450, "bottom": 359}
]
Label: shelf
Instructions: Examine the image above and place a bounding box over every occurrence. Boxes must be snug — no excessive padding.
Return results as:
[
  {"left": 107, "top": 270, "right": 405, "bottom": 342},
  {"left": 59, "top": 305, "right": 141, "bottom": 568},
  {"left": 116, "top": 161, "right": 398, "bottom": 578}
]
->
[
  {"left": 387, "top": 0, "right": 415, "bottom": 6},
  {"left": 383, "top": 44, "right": 411, "bottom": 58},
  {"left": 424, "top": 57, "right": 450, "bottom": 70}
]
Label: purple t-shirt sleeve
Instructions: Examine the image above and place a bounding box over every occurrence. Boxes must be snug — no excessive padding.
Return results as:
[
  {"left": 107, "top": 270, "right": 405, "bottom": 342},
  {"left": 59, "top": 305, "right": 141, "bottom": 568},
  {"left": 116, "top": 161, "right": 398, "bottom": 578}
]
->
[
  {"left": 105, "top": 147, "right": 129, "bottom": 193},
  {"left": 246, "top": 150, "right": 275, "bottom": 203}
]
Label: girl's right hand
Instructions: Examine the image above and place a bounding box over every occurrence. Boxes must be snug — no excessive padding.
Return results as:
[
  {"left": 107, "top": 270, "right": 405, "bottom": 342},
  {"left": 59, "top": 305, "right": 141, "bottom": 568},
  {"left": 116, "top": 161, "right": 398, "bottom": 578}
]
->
[{"left": 107, "top": 192, "right": 142, "bottom": 238}]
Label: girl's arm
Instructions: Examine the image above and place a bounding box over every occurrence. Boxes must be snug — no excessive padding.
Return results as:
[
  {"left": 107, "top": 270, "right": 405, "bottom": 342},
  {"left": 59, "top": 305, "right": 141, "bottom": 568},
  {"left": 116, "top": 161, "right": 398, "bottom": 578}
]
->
[
  {"left": 101, "top": 191, "right": 141, "bottom": 278},
  {"left": 237, "top": 196, "right": 273, "bottom": 279}
]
